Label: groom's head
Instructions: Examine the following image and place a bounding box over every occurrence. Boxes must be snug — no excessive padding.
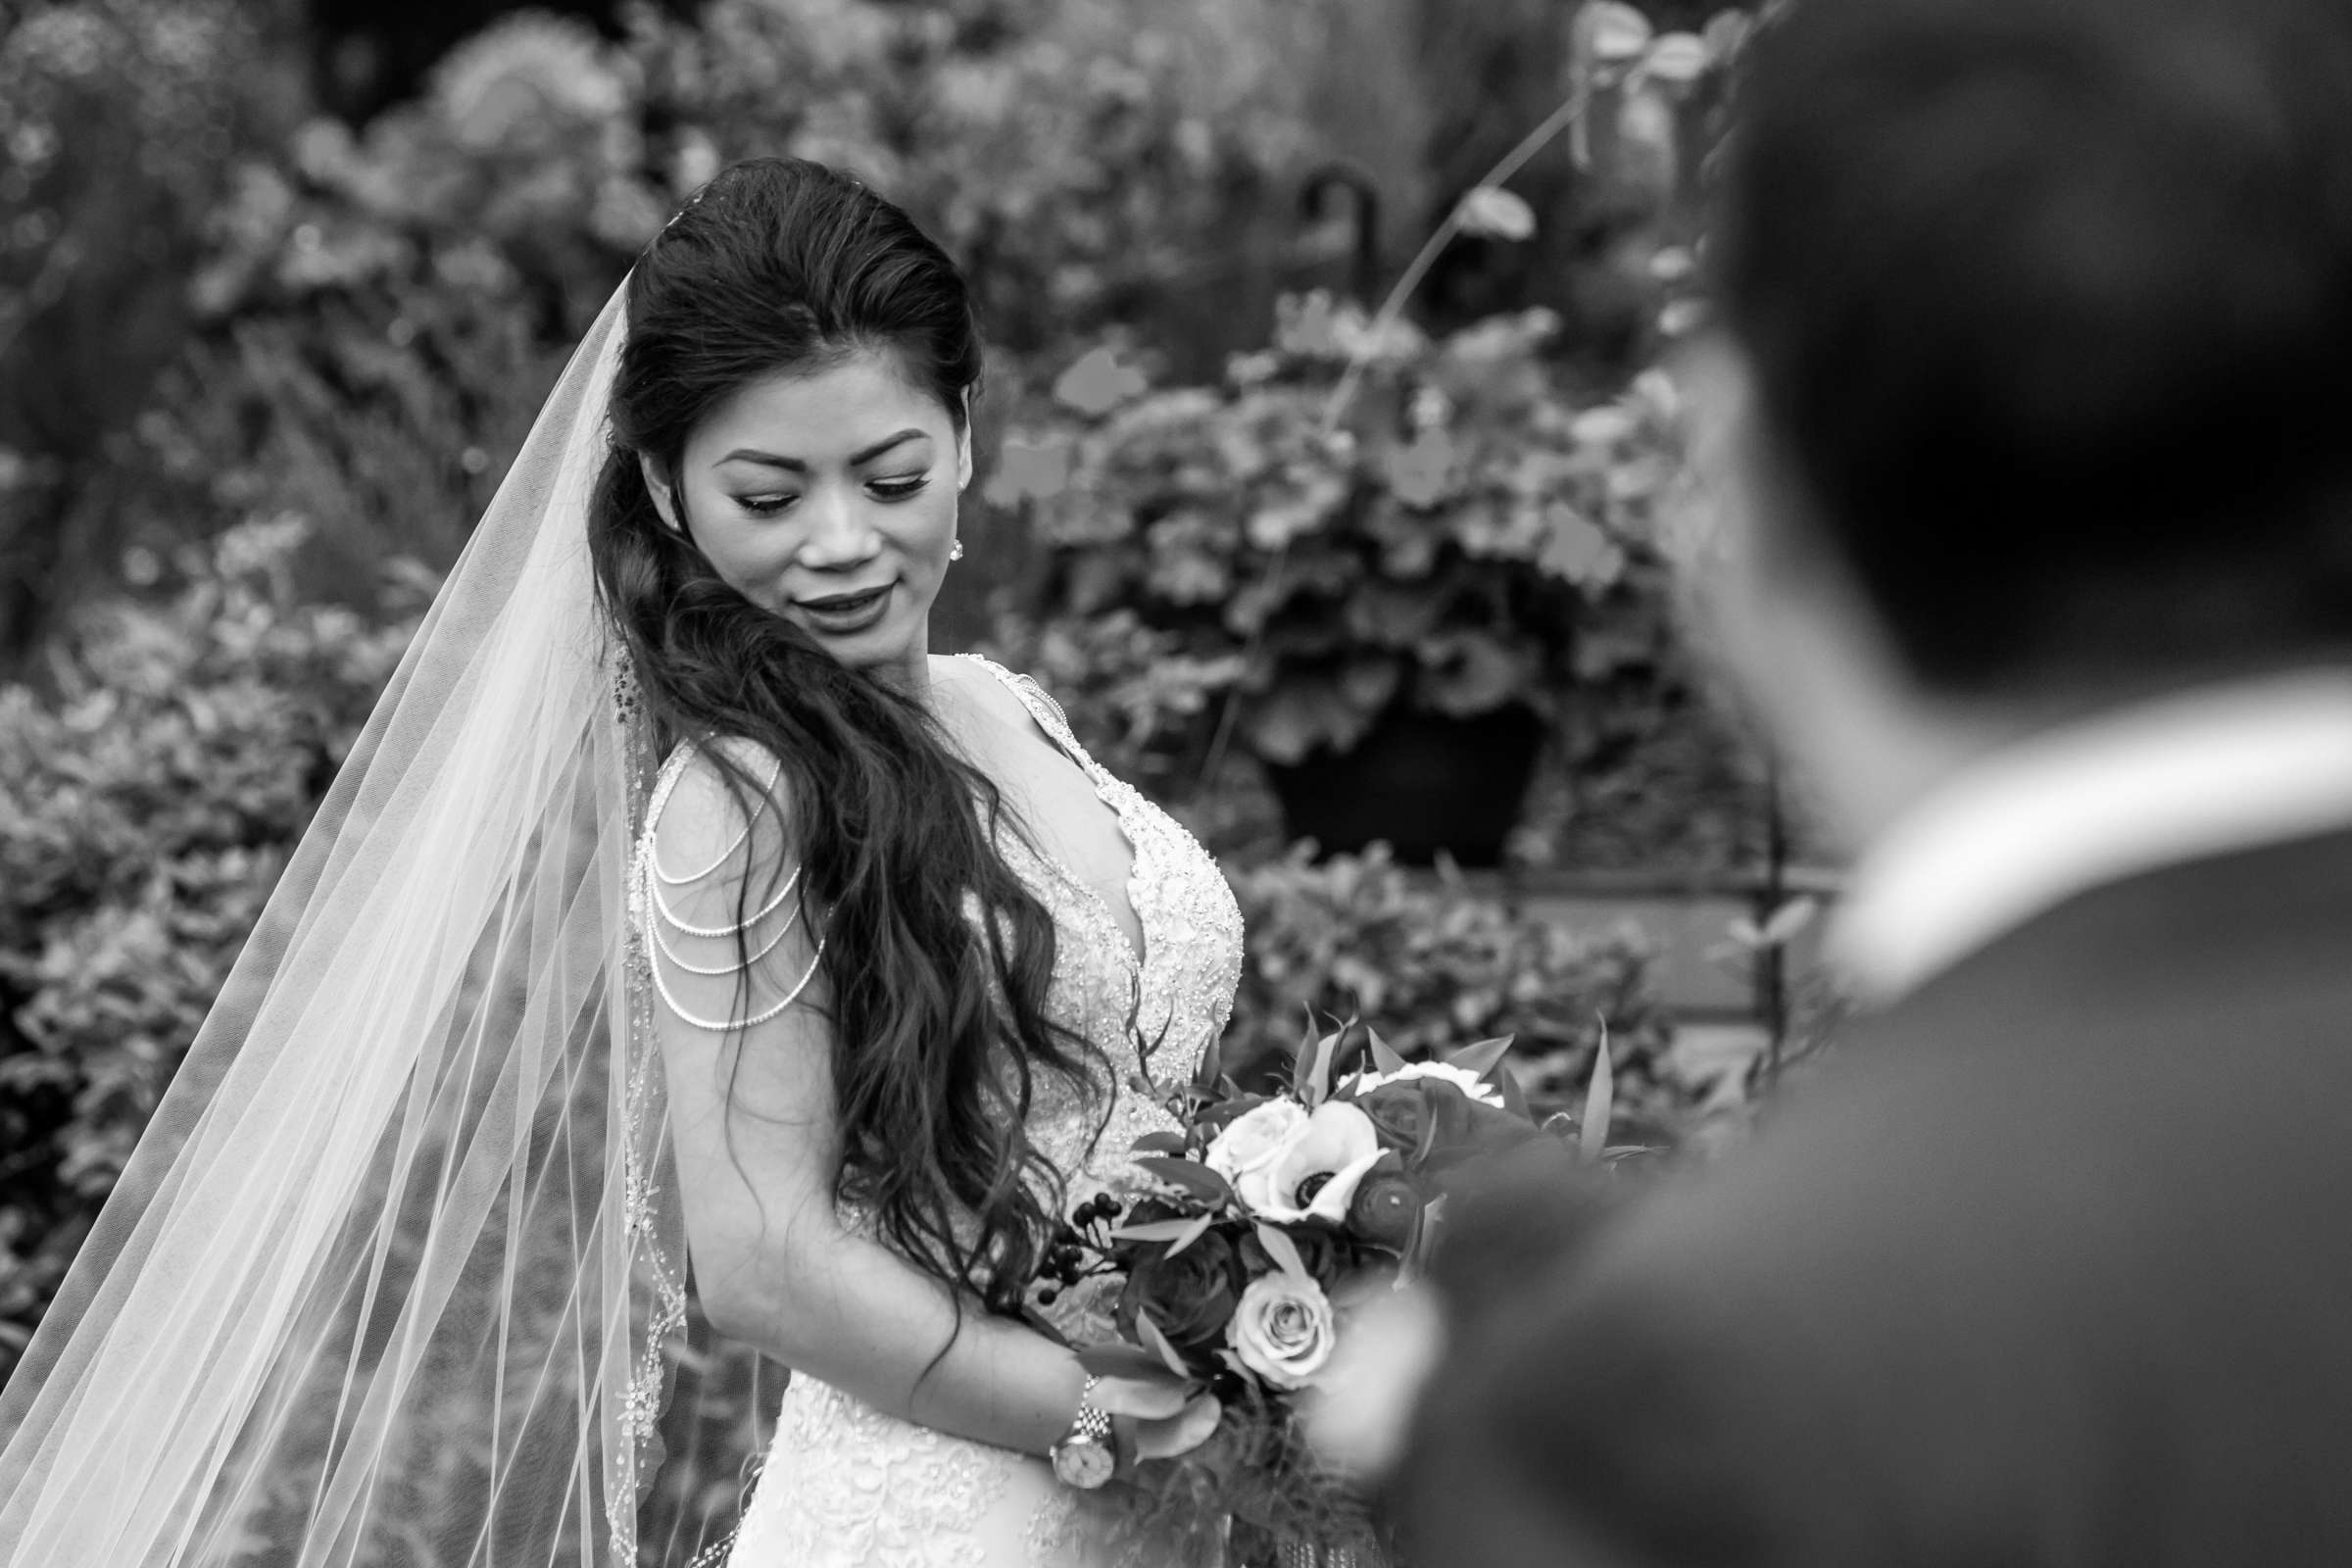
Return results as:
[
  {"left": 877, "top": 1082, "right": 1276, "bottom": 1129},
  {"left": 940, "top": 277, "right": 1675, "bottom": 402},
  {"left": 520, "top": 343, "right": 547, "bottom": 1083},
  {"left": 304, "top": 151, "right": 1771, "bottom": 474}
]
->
[{"left": 1694, "top": 0, "right": 2352, "bottom": 842}]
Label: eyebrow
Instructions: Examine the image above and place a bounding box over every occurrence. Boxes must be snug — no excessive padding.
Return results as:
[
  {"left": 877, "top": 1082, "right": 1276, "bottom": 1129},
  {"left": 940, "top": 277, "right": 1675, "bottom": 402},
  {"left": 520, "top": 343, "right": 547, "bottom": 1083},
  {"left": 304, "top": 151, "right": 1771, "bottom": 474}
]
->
[{"left": 715, "top": 428, "right": 931, "bottom": 473}]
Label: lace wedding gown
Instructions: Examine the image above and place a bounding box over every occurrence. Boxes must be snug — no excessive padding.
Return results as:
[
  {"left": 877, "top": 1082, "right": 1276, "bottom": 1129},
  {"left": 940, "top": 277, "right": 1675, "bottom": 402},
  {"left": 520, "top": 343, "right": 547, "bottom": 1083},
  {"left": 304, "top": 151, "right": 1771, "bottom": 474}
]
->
[{"left": 633, "top": 655, "right": 1244, "bottom": 1568}]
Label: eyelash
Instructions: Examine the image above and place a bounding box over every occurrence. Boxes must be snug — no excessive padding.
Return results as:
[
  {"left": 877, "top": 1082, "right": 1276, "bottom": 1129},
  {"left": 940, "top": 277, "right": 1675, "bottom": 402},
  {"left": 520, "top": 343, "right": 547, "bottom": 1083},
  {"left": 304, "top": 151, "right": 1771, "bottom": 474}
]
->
[{"left": 737, "top": 476, "right": 929, "bottom": 515}]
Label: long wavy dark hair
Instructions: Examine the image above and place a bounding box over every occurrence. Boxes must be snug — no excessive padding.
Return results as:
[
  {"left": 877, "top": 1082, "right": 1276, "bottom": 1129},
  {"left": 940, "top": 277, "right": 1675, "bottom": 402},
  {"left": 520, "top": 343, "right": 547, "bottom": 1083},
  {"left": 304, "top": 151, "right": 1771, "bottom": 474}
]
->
[{"left": 590, "top": 157, "right": 1095, "bottom": 1330}]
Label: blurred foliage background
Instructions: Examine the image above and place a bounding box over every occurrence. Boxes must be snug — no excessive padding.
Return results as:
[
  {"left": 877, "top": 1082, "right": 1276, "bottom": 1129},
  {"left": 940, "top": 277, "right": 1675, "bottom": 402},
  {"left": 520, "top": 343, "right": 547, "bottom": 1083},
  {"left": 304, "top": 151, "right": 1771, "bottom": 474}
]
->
[{"left": 0, "top": 0, "right": 1797, "bottom": 1555}]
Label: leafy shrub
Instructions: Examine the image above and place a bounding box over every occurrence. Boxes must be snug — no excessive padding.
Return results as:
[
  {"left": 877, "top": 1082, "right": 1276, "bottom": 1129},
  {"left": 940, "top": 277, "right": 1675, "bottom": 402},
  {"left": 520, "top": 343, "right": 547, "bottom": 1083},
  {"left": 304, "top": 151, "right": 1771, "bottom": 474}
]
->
[
  {"left": 628, "top": 0, "right": 1327, "bottom": 366},
  {"left": 118, "top": 13, "right": 663, "bottom": 607},
  {"left": 82, "top": 0, "right": 1344, "bottom": 621},
  {"left": 0, "top": 0, "right": 300, "bottom": 655},
  {"left": 1223, "top": 843, "right": 1691, "bottom": 1142},
  {"left": 0, "top": 516, "right": 419, "bottom": 1372},
  {"left": 986, "top": 293, "right": 1740, "bottom": 864}
]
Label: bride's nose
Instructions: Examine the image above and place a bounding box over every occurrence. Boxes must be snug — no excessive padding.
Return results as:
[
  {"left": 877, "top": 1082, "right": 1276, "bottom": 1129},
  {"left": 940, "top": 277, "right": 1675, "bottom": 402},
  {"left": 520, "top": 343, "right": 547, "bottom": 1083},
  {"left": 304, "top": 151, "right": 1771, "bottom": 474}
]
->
[{"left": 795, "top": 485, "right": 882, "bottom": 570}]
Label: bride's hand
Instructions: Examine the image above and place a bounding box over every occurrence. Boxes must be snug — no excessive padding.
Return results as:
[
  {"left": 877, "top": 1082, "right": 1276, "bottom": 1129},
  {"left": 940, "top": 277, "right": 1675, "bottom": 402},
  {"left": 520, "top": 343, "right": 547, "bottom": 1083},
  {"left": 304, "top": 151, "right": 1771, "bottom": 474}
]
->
[{"left": 1093, "top": 1373, "right": 1223, "bottom": 1470}]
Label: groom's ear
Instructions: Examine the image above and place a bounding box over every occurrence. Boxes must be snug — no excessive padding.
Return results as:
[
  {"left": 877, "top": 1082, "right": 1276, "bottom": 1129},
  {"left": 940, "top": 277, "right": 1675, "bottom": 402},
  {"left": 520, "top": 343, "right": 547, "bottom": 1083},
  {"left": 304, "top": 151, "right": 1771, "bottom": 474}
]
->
[{"left": 638, "top": 454, "right": 687, "bottom": 535}]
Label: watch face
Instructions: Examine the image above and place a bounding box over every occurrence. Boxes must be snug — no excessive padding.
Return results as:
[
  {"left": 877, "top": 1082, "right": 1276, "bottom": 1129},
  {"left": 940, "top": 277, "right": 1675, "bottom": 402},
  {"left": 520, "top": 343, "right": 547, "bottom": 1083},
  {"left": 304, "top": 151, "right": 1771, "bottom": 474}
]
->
[{"left": 1053, "top": 1438, "right": 1116, "bottom": 1491}]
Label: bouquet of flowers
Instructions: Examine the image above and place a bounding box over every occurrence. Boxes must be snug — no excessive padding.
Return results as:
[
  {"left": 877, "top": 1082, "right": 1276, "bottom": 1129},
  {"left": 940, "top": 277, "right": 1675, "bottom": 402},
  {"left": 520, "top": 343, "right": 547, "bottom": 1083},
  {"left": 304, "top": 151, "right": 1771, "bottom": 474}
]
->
[{"left": 1051, "top": 1017, "right": 1590, "bottom": 1564}]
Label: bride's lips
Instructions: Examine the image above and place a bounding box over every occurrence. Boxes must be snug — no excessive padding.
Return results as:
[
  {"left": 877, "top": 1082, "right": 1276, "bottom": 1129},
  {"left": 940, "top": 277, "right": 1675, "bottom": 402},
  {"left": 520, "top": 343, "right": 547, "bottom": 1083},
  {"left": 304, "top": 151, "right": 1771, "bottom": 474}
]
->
[{"left": 792, "top": 582, "right": 895, "bottom": 636}]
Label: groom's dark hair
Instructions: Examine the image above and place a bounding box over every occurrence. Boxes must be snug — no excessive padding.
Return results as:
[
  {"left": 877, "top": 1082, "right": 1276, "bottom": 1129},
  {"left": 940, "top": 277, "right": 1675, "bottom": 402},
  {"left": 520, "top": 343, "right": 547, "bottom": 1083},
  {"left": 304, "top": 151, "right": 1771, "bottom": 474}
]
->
[{"left": 1719, "top": 0, "right": 2352, "bottom": 695}]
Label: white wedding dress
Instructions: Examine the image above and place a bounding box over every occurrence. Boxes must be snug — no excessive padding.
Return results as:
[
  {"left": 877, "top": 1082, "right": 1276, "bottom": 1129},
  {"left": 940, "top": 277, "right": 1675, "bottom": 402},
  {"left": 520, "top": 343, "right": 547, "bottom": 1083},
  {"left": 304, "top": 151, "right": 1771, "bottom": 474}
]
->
[{"left": 633, "top": 655, "right": 1244, "bottom": 1568}]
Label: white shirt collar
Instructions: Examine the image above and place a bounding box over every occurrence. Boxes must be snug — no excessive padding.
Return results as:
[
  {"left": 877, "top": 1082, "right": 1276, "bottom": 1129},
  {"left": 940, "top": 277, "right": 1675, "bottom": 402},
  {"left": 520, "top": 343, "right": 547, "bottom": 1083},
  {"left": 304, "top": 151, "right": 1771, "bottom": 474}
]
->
[{"left": 1828, "top": 669, "right": 2352, "bottom": 1006}]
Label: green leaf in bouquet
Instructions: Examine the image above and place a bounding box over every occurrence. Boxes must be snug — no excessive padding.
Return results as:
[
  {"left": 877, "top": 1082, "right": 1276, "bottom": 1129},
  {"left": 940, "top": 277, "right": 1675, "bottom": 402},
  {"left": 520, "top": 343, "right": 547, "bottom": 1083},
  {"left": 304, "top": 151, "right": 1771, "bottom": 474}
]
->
[
  {"left": 1161, "top": 1211, "right": 1219, "bottom": 1260},
  {"left": 1078, "top": 1342, "right": 1181, "bottom": 1381},
  {"left": 1402, "top": 1194, "right": 1448, "bottom": 1282},
  {"left": 1114, "top": 1217, "right": 1214, "bottom": 1243},
  {"left": 1302, "top": 1026, "right": 1347, "bottom": 1108},
  {"left": 1194, "top": 1027, "right": 1226, "bottom": 1096},
  {"left": 1132, "top": 1156, "right": 1238, "bottom": 1207},
  {"left": 1254, "top": 1223, "right": 1313, "bottom": 1283},
  {"left": 1444, "top": 1034, "right": 1515, "bottom": 1081},
  {"left": 1196, "top": 1090, "right": 1269, "bottom": 1131},
  {"left": 1366, "top": 1027, "right": 1410, "bottom": 1077},
  {"left": 1135, "top": 1308, "right": 1195, "bottom": 1380},
  {"left": 1493, "top": 1066, "right": 1535, "bottom": 1118},
  {"left": 1326, "top": 1012, "right": 1373, "bottom": 1084},
  {"left": 1130, "top": 1130, "right": 1190, "bottom": 1156},
  {"left": 1579, "top": 1020, "right": 1615, "bottom": 1163},
  {"left": 1290, "top": 1009, "right": 1322, "bottom": 1104},
  {"left": 1413, "top": 1107, "right": 1443, "bottom": 1168},
  {"left": 1447, "top": 1030, "right": 1534, "bottom": 1115}
]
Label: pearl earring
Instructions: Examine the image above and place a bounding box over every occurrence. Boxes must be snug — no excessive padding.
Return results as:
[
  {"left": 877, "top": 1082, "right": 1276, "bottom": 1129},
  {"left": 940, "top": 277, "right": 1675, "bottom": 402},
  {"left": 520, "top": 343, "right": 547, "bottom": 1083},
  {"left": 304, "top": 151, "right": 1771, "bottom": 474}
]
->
[{"left": 949, "top": 539, "right": 965, "bottom": 563}]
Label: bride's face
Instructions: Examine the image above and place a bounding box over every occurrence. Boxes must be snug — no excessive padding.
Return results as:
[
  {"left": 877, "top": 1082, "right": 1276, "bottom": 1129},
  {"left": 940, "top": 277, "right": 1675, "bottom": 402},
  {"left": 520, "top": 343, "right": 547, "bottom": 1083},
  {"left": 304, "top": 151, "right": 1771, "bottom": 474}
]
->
[{"left": 646, "top": 348, "right": 972, "bottom": 686}]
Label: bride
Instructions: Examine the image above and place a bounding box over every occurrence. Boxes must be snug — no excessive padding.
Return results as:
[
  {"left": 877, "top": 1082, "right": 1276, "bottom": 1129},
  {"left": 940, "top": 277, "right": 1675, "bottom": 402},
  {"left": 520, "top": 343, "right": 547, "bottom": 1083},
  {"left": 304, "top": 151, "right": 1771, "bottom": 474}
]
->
[{"left": 0, "top": 156, "right": 1236, "bottom": 1567}]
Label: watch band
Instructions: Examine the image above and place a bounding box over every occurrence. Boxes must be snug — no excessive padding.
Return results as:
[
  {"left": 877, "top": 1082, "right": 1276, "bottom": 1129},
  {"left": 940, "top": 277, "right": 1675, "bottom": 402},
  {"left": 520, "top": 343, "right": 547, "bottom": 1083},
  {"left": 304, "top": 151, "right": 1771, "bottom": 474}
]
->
[{"left": 1064, "top": 1374, "right": 1112, "bottom": 1446}]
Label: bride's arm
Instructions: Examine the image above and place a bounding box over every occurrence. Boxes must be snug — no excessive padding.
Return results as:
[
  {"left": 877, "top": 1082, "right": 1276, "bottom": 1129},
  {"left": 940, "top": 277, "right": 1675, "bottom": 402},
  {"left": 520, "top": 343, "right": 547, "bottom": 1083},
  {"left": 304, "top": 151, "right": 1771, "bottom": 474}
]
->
[{"left": 645, "top": 748, "right": 1091, "bottom": 1457}]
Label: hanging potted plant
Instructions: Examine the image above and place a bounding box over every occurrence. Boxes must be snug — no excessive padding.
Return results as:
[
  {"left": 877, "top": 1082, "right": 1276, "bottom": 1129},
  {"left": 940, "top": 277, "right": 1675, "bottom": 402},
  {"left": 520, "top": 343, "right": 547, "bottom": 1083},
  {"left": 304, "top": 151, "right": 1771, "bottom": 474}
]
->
[{"left": 989, "top": 294, "right": 1688, "bottom": 865}]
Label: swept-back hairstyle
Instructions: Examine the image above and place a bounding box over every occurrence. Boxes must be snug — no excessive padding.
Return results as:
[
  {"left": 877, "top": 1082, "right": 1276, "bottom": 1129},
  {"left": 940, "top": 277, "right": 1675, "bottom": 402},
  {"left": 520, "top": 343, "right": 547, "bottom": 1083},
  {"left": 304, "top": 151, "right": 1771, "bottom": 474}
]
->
[{"left": 589, "top": 156, "right": 1092, "bottom": 1323}]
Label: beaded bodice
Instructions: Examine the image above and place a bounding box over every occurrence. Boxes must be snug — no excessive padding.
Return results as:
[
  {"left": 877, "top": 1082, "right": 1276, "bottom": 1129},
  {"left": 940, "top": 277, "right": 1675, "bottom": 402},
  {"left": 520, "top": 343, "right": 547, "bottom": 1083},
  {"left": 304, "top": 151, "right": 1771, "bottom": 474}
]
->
[{"left": 952, "top": 654, "right": 1245, "bottom": 1341}]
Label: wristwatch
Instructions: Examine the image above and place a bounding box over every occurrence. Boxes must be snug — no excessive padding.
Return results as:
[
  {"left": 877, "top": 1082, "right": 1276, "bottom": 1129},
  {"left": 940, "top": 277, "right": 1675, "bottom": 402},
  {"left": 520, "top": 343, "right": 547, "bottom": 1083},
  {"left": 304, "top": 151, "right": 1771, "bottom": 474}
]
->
[{"left": 1050, "top": 1375, "right": 1117, "bottom": 1490}]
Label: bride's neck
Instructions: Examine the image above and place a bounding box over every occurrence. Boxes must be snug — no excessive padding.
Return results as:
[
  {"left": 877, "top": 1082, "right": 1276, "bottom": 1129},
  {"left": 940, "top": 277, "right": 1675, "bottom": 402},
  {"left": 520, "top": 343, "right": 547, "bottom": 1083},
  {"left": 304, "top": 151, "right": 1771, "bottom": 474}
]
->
[{"left": 862, "top": 641, "right": 934, "bottom": 707}]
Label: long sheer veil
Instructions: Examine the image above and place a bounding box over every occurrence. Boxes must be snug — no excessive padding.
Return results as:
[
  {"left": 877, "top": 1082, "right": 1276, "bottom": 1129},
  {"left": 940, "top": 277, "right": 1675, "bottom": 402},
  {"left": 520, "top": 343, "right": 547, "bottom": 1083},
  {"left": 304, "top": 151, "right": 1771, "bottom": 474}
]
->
[{"left": 0, "top": 282, "right": 696, "bottom": 1567}]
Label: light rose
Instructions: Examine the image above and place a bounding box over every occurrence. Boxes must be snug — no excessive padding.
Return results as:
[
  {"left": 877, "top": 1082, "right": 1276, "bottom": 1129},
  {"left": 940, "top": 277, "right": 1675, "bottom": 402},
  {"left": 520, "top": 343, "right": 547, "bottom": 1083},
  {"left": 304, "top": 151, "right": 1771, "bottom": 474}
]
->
[
  {"left": 1237, "top": 1102, "right": 1384, "bottom": 1224},
  {"left": 1228, "top": 1271, "right": 1340, "bottom": 1390},
  {"left": 1204, "top": 1100, "right": 1308, "bottom": 1186},
  {"left": 1348, "top": 1060, "right": 1505, "bottom": 1107}
]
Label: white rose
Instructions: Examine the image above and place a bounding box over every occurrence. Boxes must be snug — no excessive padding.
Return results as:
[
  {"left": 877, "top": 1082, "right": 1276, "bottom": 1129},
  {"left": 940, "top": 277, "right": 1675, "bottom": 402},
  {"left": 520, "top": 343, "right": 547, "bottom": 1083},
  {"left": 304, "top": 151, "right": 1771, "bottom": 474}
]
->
[
  {"left": 1228, "top": 1271, "right": 1340, "bottom": 1390},
  {"left": 1348, "top": 1059, "right": 1505, "bottom": 1107},
  {"left": 1240, "top": 1102, "right": 1384, "bottom": 1225},
  {"left": 1205, "top": 1100, "right": 1309, "bottom": 1187}
]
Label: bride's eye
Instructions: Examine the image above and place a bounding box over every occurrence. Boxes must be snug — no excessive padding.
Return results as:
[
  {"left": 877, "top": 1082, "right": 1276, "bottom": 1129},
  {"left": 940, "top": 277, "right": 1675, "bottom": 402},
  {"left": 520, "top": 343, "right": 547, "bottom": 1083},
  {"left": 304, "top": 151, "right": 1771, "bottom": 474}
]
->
[
  {"left": 870, "top": 475, "right": 929, "bottom": 501},
  {"left": 737, "top": 494, "right": 798, "bottom": 516}
]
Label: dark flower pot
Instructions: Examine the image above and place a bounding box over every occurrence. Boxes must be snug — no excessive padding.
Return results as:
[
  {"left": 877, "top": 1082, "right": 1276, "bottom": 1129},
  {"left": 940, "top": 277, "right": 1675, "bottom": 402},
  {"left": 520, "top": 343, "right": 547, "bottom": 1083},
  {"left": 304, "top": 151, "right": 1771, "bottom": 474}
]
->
[{"left": 1264, "top": 705, "right": 1544, "bottom": 867}]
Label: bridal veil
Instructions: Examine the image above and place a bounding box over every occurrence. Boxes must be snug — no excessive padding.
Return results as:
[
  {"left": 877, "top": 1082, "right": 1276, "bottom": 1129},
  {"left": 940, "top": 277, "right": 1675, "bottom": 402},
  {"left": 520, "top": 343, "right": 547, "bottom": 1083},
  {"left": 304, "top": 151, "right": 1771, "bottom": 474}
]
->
[{"left": 0, "top": 283, "right": 702, "bottom": 1566}]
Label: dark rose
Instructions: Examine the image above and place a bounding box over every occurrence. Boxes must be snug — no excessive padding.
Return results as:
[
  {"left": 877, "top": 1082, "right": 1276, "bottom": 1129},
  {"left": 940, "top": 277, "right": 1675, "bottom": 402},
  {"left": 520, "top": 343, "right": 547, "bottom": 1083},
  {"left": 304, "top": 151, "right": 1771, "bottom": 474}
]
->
[
  {"left": 1238, "top": 1222, "right": 1344, "bottom": 1285},
  {"left": 1116, "top": 1228, "right": 1246, "bottom": 1350},
  {"left": 1346, "top": 1163, "right": 1428, "bottom": 1249},
  {"left": 1354, "top": 1078, "right": 1541, "bottom": 1169}
]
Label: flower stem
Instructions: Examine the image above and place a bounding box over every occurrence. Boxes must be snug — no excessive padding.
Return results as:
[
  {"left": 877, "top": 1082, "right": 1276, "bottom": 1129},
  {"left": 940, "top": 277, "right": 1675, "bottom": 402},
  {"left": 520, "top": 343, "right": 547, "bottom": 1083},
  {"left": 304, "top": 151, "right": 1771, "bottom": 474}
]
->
[{"left": 1317, "top": 78, "right": 1594, "bottom": 438}]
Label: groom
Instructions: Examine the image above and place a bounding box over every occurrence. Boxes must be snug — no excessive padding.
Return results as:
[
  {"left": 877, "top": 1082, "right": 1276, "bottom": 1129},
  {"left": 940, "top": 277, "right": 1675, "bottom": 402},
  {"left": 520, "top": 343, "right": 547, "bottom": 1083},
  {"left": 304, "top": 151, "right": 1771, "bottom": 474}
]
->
[{"left": 1393, "top": 0, "right": 2352, "bottom": 1561}]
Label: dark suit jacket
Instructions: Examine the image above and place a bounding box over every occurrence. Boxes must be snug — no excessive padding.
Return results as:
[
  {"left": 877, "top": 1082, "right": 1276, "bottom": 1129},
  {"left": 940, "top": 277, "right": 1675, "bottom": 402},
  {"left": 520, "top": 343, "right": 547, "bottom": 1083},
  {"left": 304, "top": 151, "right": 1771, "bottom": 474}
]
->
[{"left": 1402, "top": 826, "right": 2352, "bottom": 1567}]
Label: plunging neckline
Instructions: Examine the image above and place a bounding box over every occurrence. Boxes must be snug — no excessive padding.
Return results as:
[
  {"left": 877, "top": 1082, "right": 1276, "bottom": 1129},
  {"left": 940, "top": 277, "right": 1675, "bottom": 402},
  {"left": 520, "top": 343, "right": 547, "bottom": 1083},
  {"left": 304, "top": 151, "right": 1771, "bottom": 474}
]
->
[{"left": 955, "top": 655, "right": 1150, "bottom": 980}]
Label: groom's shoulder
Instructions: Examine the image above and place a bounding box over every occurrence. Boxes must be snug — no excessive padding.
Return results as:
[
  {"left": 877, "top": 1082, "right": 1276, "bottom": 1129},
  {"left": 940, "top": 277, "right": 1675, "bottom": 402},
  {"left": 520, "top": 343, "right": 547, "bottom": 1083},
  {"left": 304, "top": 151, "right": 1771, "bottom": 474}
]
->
[
  {"left": 1447, "top": 825, "right": 2352, "bottom": 1346},
  {"left": 1408, "top": 851, "right": 2352, "bottom": 1561},
  {"left": 1448, "top": 881, "right": 2352, "bottom": 1465}
]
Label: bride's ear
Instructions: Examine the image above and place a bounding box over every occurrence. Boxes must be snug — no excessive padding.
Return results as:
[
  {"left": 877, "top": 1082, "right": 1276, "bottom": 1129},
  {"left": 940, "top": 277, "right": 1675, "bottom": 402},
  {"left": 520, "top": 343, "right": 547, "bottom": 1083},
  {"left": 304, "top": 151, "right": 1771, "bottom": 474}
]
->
[{"left": 638, "top": 453, "right": 687, "bottom": 534}]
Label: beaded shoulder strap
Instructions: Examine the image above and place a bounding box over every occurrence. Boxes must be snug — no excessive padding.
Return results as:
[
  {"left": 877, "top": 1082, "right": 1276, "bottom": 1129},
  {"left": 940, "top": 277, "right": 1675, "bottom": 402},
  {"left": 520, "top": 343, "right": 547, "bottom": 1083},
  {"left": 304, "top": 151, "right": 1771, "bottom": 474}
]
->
[
  {"left": 956, "top": 654, "right": 1102, "bottom": 782},
  {"left": 635, "top": 742, "right": 828, "bottom": 1032}
]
